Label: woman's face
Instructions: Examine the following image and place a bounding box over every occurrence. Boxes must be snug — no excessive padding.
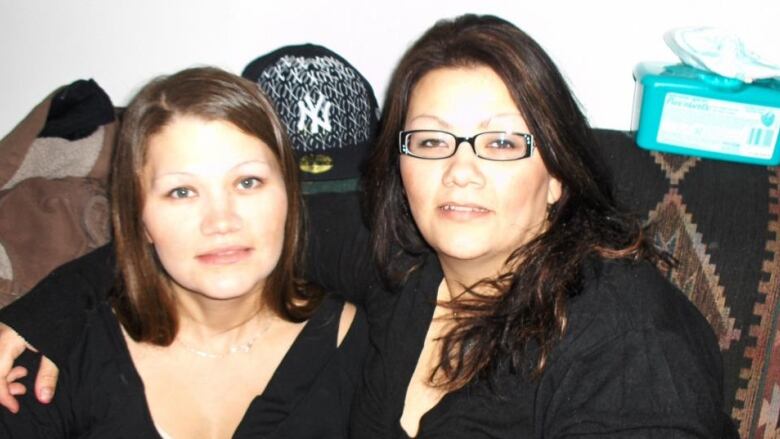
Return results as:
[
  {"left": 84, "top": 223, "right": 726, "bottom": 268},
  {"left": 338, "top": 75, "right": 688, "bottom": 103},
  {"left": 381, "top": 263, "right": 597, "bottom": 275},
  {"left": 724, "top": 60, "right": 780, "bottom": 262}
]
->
[
  {"left": 400, "top": 66, "right": 561, "bottom": 278},
  {"left": 141, "top": 116, "right": 288, "bottom": 302}
]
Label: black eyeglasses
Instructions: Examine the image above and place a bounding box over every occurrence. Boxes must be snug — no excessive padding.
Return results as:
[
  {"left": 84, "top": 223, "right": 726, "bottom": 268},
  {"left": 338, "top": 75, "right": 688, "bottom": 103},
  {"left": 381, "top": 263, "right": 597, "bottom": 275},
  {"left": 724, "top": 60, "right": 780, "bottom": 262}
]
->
[{"left": 399, "top": 130, "right": 534, "bottom": 161}]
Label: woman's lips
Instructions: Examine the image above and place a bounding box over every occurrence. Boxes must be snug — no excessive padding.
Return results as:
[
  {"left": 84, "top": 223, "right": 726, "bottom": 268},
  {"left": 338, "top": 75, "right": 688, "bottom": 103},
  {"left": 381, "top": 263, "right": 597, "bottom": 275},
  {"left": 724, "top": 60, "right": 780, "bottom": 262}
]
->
[
  {"left": 196, "top": 247, "right": 253, "bottom": 265},
  {"left": 438, "top": 203, "right": 491, "bottom": 220}
]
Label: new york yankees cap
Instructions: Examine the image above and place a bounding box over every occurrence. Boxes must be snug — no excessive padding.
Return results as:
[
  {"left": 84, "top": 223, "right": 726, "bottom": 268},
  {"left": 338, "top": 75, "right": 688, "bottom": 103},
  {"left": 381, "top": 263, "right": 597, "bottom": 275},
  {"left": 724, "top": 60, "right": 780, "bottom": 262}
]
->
[{"left": 242, "top": 44, "right": 379, "bottom": 181}]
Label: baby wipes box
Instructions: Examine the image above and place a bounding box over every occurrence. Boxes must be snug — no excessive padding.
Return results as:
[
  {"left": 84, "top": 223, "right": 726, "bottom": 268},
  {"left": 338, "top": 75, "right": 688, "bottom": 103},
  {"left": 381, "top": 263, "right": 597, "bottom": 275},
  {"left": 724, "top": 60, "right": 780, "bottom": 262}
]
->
[{"left": 632, "top": 63, "right": 780, "bottom": 165}]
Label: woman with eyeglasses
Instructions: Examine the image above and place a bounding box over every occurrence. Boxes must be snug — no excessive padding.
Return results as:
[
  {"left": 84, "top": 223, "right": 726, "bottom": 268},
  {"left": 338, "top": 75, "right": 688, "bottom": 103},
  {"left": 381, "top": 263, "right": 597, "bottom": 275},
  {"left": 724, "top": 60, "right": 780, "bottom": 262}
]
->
[
  {"left": 340, "top": 14, "right": 735, "bottom": 437},
  {"left": 0, "top": 14, "right": 735, "bottom": 438}
]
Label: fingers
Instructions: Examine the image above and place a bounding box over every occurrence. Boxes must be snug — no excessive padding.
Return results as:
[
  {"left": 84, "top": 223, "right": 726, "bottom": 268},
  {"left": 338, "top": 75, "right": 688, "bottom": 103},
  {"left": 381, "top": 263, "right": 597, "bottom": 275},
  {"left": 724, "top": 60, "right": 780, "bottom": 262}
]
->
[
  {"left": 0, "top": 366, "right": 27, "bottom": 413},
  {"left": 0, "top": 323, "right": 28, "bottom": 413},
  {"left": 7, "top": 366, "right": 28, "bottom": 398},
  {"left": 34, "top": 356, "right": 58, "bottom": 404},
  {"left": 0, "top": 388, "right": 19, "bottom": 413},
  {"left": 0, "top": 367, "right": 29, "bottom": 414},
  {"left": 7, "top": 382, "right": 27, "bottom": 397},
  {"left": 6, "top": 366, "right": 27, "bottom": 384}
]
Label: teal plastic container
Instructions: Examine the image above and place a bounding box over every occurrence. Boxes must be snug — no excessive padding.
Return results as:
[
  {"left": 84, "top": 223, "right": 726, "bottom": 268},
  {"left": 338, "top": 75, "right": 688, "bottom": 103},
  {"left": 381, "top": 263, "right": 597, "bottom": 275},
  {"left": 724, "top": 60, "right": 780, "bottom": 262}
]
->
[{"left": 632, "top": 63, "right": 780, "bottom": 165}]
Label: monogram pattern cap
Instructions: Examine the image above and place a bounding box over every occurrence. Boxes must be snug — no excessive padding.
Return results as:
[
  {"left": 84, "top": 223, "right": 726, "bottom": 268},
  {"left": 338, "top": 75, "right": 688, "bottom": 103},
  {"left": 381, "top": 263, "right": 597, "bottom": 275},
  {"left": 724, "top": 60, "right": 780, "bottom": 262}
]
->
[{"left": 242, "top": 44, "right": 379, "bottom": 181}]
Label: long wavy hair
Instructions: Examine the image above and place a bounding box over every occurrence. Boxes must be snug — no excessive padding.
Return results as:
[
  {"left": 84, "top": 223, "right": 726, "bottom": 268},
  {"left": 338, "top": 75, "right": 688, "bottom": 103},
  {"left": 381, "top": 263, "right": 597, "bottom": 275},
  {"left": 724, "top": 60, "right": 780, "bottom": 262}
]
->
[
  {"left": 363, "top": 14, "right": 666, "bottom": 389},
  {"left": 111, "top": 67, "right": 321, "bottom": 346}
]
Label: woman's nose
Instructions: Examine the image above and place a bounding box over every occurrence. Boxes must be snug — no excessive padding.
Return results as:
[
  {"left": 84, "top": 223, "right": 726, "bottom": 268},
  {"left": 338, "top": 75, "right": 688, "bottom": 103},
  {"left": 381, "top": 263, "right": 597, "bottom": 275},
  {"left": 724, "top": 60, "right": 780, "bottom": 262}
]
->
[
  {"left": 200, "top": 193, "right": 241, "bottom": 235},
  {"left": 442, "top": 140, "right": 485, "bottom": 188}
]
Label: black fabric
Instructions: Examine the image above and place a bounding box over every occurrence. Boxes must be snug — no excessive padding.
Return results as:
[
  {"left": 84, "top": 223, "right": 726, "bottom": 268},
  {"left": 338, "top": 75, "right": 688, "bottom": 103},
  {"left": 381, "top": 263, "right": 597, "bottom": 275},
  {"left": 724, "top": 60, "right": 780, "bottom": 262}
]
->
[
  {"left": 346, "top": 253, "right": 736, "bottom": 438},
  {"left": 304, "top": 192, "right": 736, "bottom": 437},
  {"left": 0, "top": 295, "right": 368, "bottom": 438},
  {"left": 38, "top": 79, "right": 115, "bottom": 141},
  {"left": 0, "top": 244, "right": 115, "bottom": 365}
]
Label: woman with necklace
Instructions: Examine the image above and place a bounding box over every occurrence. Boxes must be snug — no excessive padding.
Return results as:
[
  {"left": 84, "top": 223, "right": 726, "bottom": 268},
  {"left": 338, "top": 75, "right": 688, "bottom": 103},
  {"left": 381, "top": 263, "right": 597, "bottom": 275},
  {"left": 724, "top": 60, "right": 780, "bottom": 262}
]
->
[{"left": 0, "top": 66, "right": 367, "bottom": 438}]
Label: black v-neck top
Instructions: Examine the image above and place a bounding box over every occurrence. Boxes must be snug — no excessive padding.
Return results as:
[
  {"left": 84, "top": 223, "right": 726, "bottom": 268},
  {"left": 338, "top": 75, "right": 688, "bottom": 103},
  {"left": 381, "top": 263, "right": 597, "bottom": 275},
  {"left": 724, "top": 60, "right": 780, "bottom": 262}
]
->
[
  {"left": 0, "top": 295, "right": 368, "bottom": 439},
  {"left": 300, "top": 192, "right": 737, "bottom": 438},
  {"left": 348, "top": 252, "right": 737, "bottom": 438}
]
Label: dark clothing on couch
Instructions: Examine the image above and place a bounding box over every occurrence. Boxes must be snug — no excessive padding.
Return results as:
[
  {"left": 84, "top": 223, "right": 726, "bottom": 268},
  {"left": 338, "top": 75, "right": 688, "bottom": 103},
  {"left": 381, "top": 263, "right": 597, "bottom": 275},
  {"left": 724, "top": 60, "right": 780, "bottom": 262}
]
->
[
  {"left": 350, "top": 254, "right": 735, "bottom": 438},
  {"left": 0, "top": 295, "right": 368, "bottom": 439},
  {"left": 0, "top": 192, "right": 736, "bottom": 438},
  {"left": 301, "top": 194, "right": 735, "bottom": 438}
]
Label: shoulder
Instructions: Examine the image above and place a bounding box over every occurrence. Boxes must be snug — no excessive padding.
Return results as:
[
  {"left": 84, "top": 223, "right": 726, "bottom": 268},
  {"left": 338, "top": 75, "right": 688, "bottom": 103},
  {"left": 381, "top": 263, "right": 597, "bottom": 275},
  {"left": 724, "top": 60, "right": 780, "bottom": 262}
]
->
[
  {"left": 54, "top": 243, "right": 116, "bottom": 289},
  {"left": 66, "top": 304, "right": 125, "bottom": 369},
  {"left": 536, "top": 259, "right": 733, "bottom": 436},
  {"left": 310, "top": 295, "right": 368, "bottom": 348},
  {"left": 303, "top": 296, "right": 368, "bottom": 383},
  {"left": 569, "top": 258, "right": 711, "bottom": 338},
  {"left": 337, "top": 302, "right": 357, "bottom": 346},
  {"left": 553, "top": 258, "right": 722, "bottom": 377},
  {"left": 337, "top": 300, "right": 368, "bottom": 348}
]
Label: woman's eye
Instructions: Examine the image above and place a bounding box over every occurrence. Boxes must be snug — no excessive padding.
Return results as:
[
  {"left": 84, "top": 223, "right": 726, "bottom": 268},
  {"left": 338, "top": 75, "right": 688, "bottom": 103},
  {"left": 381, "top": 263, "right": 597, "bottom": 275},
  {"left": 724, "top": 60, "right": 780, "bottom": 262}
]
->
[
  {"left": 238, "top": 177, "right": 262, "bottom": 190},
  {"left": 418, "top": 139, "right": 449, "bottom": 149},
  {"left": 168, "top": 187, "right": 193, "bottom": 199},
  {"left": 487, "top": 139, "right": 516, "bottom": 149}
]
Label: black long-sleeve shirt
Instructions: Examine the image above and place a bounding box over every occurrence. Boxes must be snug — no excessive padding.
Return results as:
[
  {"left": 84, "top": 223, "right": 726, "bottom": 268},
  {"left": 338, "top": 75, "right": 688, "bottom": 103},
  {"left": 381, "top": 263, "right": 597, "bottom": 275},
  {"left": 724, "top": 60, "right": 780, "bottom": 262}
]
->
[
  {"left": 351, "top": 254, "right": 735, "bottom": 437},
  {"left": 307, "top": 193, "right": 738, "bottom": 438}
]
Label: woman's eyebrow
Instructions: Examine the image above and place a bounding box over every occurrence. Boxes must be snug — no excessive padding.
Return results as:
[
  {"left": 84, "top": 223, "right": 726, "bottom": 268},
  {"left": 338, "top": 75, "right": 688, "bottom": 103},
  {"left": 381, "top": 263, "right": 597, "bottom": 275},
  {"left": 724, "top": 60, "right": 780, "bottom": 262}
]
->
[
  {"left": 483, "top": 112, "right": 525, "bottom": 127},
  {"left": 407, "top": 113, "right": 525, "bottom": 129},
  {"left": 150, "top": 159, "right": 272, "bottom": 183},
  {"left": 406, "top": 114, "right": 452, "bottom": 128},
  {"left": 232, "top": 159, "right": 272, "bottom": 170}
]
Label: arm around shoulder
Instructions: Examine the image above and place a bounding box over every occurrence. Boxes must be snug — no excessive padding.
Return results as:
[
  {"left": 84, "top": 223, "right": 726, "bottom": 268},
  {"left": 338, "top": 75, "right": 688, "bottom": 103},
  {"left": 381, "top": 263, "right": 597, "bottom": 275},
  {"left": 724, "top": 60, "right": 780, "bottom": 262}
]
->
[
  {"left": 304, "top": 192, "right": 376, "bottom": 306},
  {"left": 0, "top": 244, "right": 115, "bottom": 363}
]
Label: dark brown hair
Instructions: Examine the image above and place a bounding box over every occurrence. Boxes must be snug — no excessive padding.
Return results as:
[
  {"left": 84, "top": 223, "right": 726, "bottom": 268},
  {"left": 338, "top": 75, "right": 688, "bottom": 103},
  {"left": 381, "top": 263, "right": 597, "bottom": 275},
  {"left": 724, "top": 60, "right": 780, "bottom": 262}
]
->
[
  {"left": 363, "top": 14, "right": 666, "bottom": 389},
  {"left": 111, "top": 67, "right": 320, "bottom": 345}
]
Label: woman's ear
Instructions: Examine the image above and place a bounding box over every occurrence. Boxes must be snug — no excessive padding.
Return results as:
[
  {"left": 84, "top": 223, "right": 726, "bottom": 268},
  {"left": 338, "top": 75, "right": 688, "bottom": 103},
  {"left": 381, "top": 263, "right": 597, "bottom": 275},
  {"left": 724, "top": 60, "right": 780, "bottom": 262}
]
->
[
  {"left": 144, "top": 225, "right": 154, "bottom": 244},
  {"left": 547, "top": 176, "right": 562, "bottom": 204}
]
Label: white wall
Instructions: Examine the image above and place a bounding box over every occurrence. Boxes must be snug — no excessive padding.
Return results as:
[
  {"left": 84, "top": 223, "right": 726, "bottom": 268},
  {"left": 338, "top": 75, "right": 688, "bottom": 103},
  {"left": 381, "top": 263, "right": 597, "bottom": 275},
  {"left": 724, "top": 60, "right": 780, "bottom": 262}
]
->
[{"left": 1, "top": 0, "right": 778, "bottom": 137}]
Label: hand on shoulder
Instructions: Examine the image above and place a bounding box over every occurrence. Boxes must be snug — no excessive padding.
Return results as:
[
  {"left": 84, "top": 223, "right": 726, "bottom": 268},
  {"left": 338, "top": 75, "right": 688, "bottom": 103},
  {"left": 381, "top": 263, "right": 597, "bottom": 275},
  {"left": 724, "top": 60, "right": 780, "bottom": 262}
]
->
[{"left": 0, "top": 322, "right": 59, "bottom": 413}]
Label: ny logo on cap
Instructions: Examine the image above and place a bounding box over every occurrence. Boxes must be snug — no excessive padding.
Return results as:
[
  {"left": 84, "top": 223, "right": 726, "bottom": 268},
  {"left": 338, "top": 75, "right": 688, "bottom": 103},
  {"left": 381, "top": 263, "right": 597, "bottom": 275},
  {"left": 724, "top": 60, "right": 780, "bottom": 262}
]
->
[{"left": 297, "top": 92, "right": 332, "bottom": 134}]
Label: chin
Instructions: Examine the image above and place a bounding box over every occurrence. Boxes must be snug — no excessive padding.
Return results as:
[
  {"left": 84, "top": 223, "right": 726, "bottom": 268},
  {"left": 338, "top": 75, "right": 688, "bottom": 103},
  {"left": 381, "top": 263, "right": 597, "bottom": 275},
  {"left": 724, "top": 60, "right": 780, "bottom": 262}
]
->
[
  {"left": 188, "top": 277, "right": 265, "bottom": 301},
  {"left": 436, "top": 237, "right": 519, "bottom": 269},
  {"left": 437, "top": 244, "right": 493, "bottom": 263}
]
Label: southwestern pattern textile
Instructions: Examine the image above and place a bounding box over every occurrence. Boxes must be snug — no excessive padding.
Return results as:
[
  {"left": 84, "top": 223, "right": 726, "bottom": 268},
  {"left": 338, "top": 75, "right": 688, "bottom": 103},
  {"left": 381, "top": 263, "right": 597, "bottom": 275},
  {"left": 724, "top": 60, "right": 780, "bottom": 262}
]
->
[{"left": 599, "top": 130, "right": 780, "bottom": 438}]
